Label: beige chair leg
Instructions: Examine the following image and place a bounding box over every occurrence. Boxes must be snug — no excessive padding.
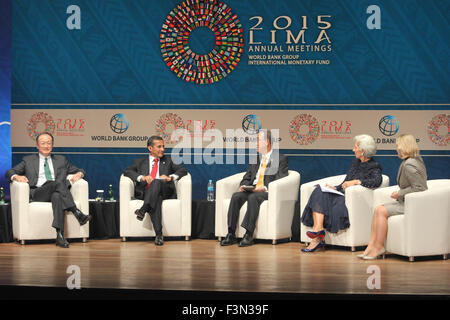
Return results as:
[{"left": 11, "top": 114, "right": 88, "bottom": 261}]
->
[
  {"left": 121, "top": 237, "right": 127, "bottom": 242},
  {"left": 218, "top": 237, "right": 222, "bottom": 242},
  {"left": 185, "top": 236, "right": 190, "bottom": 241},
  {"left": 272, "top": 239, "right": 277, "bottom": 245},
  {"left": 351, "top": 246, "right": 356, "bottom": 252},
  {"left": 20, "top": 240, "right": 25, "bottom": 245},
  {"left": 409, "top": 256, "right": 415, "bottom": 262},
  {"left": 443, "top": 254, "right": 448, "bottom": 260},
  {"left": 82, "top": 238, "right": 87, "bottom": 243}
]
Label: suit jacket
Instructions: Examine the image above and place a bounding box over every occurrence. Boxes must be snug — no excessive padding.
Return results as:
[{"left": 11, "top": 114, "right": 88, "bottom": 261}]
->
[
  {"left": 123, "top": 155, "right": 187, "bottom": 200},
  {"left": 5, "top": 154, "right": 85, "bottom": 187},
  {"left": 397, "top": 156, "right": 428, "bottom": 202},
  {"left": 239, "top": 152, "right": 289, "bottom": 189}
]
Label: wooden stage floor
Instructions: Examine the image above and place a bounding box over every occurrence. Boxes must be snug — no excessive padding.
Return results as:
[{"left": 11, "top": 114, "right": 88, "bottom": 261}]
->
[{"left": 0, "top": 238, "right": 448, "bottom": 298}]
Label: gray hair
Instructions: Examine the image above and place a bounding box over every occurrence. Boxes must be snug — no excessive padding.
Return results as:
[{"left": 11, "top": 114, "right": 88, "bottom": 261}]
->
[{"left": 354, "top": 134, "right": 377, "bottom": 158}]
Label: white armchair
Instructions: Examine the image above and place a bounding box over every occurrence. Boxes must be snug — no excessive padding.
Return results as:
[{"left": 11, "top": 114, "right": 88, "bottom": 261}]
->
[
  {"left": 373, "top": 179, "right": 450, "bottom": 262},
  {"left": 300, "top": 174, "right": 390, "bottom": 251},
  {"left": 10, "top": 175, "right": 89, "bottom": 244},
  {"left": 215, "top": 170, "right": 300, "bottom": 244},
  {"left": 119, "top": 173, "right": 192, "bottom": 241}
]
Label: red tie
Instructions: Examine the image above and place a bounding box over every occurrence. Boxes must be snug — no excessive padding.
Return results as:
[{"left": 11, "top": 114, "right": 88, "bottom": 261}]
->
[{"left": 146, "top": 158, "right": 159, "bottom": 189}]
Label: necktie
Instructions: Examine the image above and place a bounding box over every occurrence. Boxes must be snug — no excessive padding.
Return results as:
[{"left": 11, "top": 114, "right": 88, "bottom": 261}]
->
[
  {"left": 255, "top": 156, "right": 267, "bottom": 188},
  {"left": 44, "top": 157, "right": 53, "bottom": 181},
  {"left": 150, "top": 158, "right": 159, "bottom": 179},
  {"left": 146, "top": 158, "right": 159, "bottom": 189}
]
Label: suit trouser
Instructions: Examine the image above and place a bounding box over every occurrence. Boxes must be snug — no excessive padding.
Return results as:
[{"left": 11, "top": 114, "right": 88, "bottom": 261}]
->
[
  {"left": 227, "top": 191, "right": 268, "bottom": 235},
  {"left": 31, "top": 180, "right": 76, "bottom": 232},
  {"left": 141, "top": 179, "right": 175, "bottom": 235}
]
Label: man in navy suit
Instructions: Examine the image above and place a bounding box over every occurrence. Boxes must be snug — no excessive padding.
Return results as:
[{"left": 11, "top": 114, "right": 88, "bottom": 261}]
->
[
  {"left": 220, "top": 130, "right": 289, "bottom": 247},
  {"left": 6, "top": 132, "right": 91, "bottom": 248},
  {"left": 123, "top": 135, "right": 187, "bottom": 246}
]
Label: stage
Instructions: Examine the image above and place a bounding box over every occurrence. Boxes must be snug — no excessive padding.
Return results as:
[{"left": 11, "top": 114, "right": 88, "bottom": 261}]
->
[{"left": 0, "top": 238, "right": 448, "bottom": 300}]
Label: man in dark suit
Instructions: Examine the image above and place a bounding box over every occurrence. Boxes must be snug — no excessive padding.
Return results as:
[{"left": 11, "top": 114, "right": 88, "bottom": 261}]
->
[
  {"left": 5, "top": 132, "right": 91, "bottom": 248},
  {"left": 221, "top": 130, "right": 289, "bottom": 247},
  {"left": 123, "top": 135, "right": 188, "bottom": 246}
]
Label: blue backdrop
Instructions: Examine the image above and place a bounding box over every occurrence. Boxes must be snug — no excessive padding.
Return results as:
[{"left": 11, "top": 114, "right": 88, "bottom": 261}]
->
[
  {"left": 7, "top": 0, "right": 450, "bottom": 199},
  {"left": 0, "top": 0, "right": 11, "bottom": 195}
]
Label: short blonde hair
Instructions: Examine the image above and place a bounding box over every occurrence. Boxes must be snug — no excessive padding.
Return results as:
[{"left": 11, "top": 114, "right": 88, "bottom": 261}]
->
[{"left": 397, "top": 134, "right": 420, "bottom": 159}]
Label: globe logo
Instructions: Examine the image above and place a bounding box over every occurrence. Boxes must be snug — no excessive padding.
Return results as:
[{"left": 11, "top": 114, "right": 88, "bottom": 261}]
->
[
  {"left": 110, "top": 113, "right": 129, "bottom": 134},
  {"left": 242, "top": 115, "right": 262, "bottom": 135},
  {"left": 378, "top": 115, "right": 399, "bottom": 136}
]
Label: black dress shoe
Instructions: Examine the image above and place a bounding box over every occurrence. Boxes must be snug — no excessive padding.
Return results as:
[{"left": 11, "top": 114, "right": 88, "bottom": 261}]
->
[
  {"left": 73, "top": 209, "right": 92, "bottom": 226},
  {"left": 155, "top": 234, "right": 164, "bottom": 246},
  {"left": 135, "top": 208, "right": 146, "bottom": 221},
  {"left": 220, "top": 233, "right": 237, "bottom": 246},
  {"left": 56, "top": 230, "right": 69, "bottom": 248},
  {"left": 238, "top": 233, "right": 254, "bottom": 247}
]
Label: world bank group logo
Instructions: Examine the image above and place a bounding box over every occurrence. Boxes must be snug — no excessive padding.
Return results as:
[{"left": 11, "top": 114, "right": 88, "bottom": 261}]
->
[
  {"left": 160, "top": 0, "right": 244, "bottom": 84},
  {"left": 242, "top": 115, "right": 262, "bottom": 135},
  {"left": 110, "top": 113, "right": 129, "bottom": 134},
  {"left": 378, "top": 115, "right": 400, "bottom": 137}
]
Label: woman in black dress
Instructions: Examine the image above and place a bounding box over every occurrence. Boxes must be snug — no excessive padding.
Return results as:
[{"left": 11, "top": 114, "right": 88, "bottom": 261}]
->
[{"left": 301, "top": 134, "right": 383, "bottom": 252}]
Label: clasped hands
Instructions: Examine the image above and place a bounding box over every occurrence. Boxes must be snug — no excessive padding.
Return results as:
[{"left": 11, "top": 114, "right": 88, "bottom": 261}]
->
[
  {"left": 325, "top": 179, "right": 360, "bottom": 192},
  {"left": 238, "top": 186, "right": 266, "bottom": 193}
]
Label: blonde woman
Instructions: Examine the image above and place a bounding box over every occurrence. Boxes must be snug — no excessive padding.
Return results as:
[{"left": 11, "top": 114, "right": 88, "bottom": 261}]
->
[{"left": 359, "top": 134, "right": 428, "bottom": 259}]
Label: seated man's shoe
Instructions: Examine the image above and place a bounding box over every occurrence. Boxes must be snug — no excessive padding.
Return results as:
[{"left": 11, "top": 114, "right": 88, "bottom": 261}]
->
[
  {"left": 238, "top": 232, "right": 254, "bottom": 247},
  {"left": 73, "top": 208, "right": 92, "bottom": 226},
  {"left": 220, "top": 233, "right": 237, "bottom": 246},
  {"left": 155, "top": 234, "right": 164, "bottom": 246},
  {"left": 56, "top": 230, "right": 69, "bottom": 248},
  {"left": 134, "top": 208, "right": 146, "bottom": 221}
]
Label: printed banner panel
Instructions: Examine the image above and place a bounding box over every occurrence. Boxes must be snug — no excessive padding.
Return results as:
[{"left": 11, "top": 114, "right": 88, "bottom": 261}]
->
[
  {"left": 12, "top": 109, "right": 449, "bottom": 150},
  {"left": 12, "top": 0, "right": 450, "bottom": 105}
]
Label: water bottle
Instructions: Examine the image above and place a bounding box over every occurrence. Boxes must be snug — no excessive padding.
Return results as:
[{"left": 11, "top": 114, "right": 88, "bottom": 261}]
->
[
  {"left": 207, "top": 180, "right": 214, "bottom": 201},
  {"left": 0, "top": 187, "right": 4, "bottom": 204},
  {"left": 107, "top": 184, "right": 114, "bottom": 201}
]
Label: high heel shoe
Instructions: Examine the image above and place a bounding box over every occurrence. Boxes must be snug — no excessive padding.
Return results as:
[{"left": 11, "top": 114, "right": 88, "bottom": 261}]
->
[
  {"left": 306, "top": 229, "right": 326, "bottom": 240},
  {"left": 363, "top": 248, "right": 386, "bottom": 260},
  {"left": 356, "top": 253, "right": 368, "bottom": 259},
  {"left": 301, "top": 240, "right": 326, "bottom": 253}
]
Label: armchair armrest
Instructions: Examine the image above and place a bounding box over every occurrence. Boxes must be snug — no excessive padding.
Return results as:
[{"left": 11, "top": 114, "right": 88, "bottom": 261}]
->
[
  {"left": 215, "top": 172, "right": 245, "bottom": 236},
  {"left": 175, "top": 174, "right": 192, "bottom": 235},
  {"left": 373, "top": 185, "right": 399, "bottom": 208},
  {"left": 120, "top": 175, "right": 135, "bottom": 235},
  {"left": 10, "top": 181, "right": 30, "bottom": 238},
  {"left": 403, "top": 186, "right": 450, "bottom": 254},
  {"left": 267, "top": 170, "right": 301, "bottom": 237},
  {"left": 69, "top": 178, "right": 89, "bottom": 214}
]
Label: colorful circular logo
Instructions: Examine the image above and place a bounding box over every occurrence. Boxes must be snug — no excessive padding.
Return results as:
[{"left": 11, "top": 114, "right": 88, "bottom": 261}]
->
[
  {"left": 378, "top": 115, "right": 399, "bottom": 136},
  {"left": 427, "top": 114, "right": 449, "bottom": 146},
  {"left": 160, "top": 0, "right": 244, "bottom": 84},
  {"left": 27, "top": 112, "right": 56, "bottom": 141},
  {"left": 289, "top": 114, "right": 320, "bottom": 145},
  {"left": 156, "top": 113, "right": 186, "bottom": 143}
]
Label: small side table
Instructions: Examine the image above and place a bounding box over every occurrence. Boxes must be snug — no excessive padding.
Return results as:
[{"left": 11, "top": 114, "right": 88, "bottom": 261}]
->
[
  {"left": 191, "top": 200, "right": 215, "bottom": 239},
  {"left": 0, "top": 203, "right": 13, "bottom": 243},
  {"left": 88, "top": 200, "right": 120, "bottom": 239}
]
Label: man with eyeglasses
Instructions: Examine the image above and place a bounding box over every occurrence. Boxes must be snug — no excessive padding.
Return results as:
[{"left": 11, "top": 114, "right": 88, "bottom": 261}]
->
[{"left": 6, "top": 132, "right": 91, "bottom": 248}]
